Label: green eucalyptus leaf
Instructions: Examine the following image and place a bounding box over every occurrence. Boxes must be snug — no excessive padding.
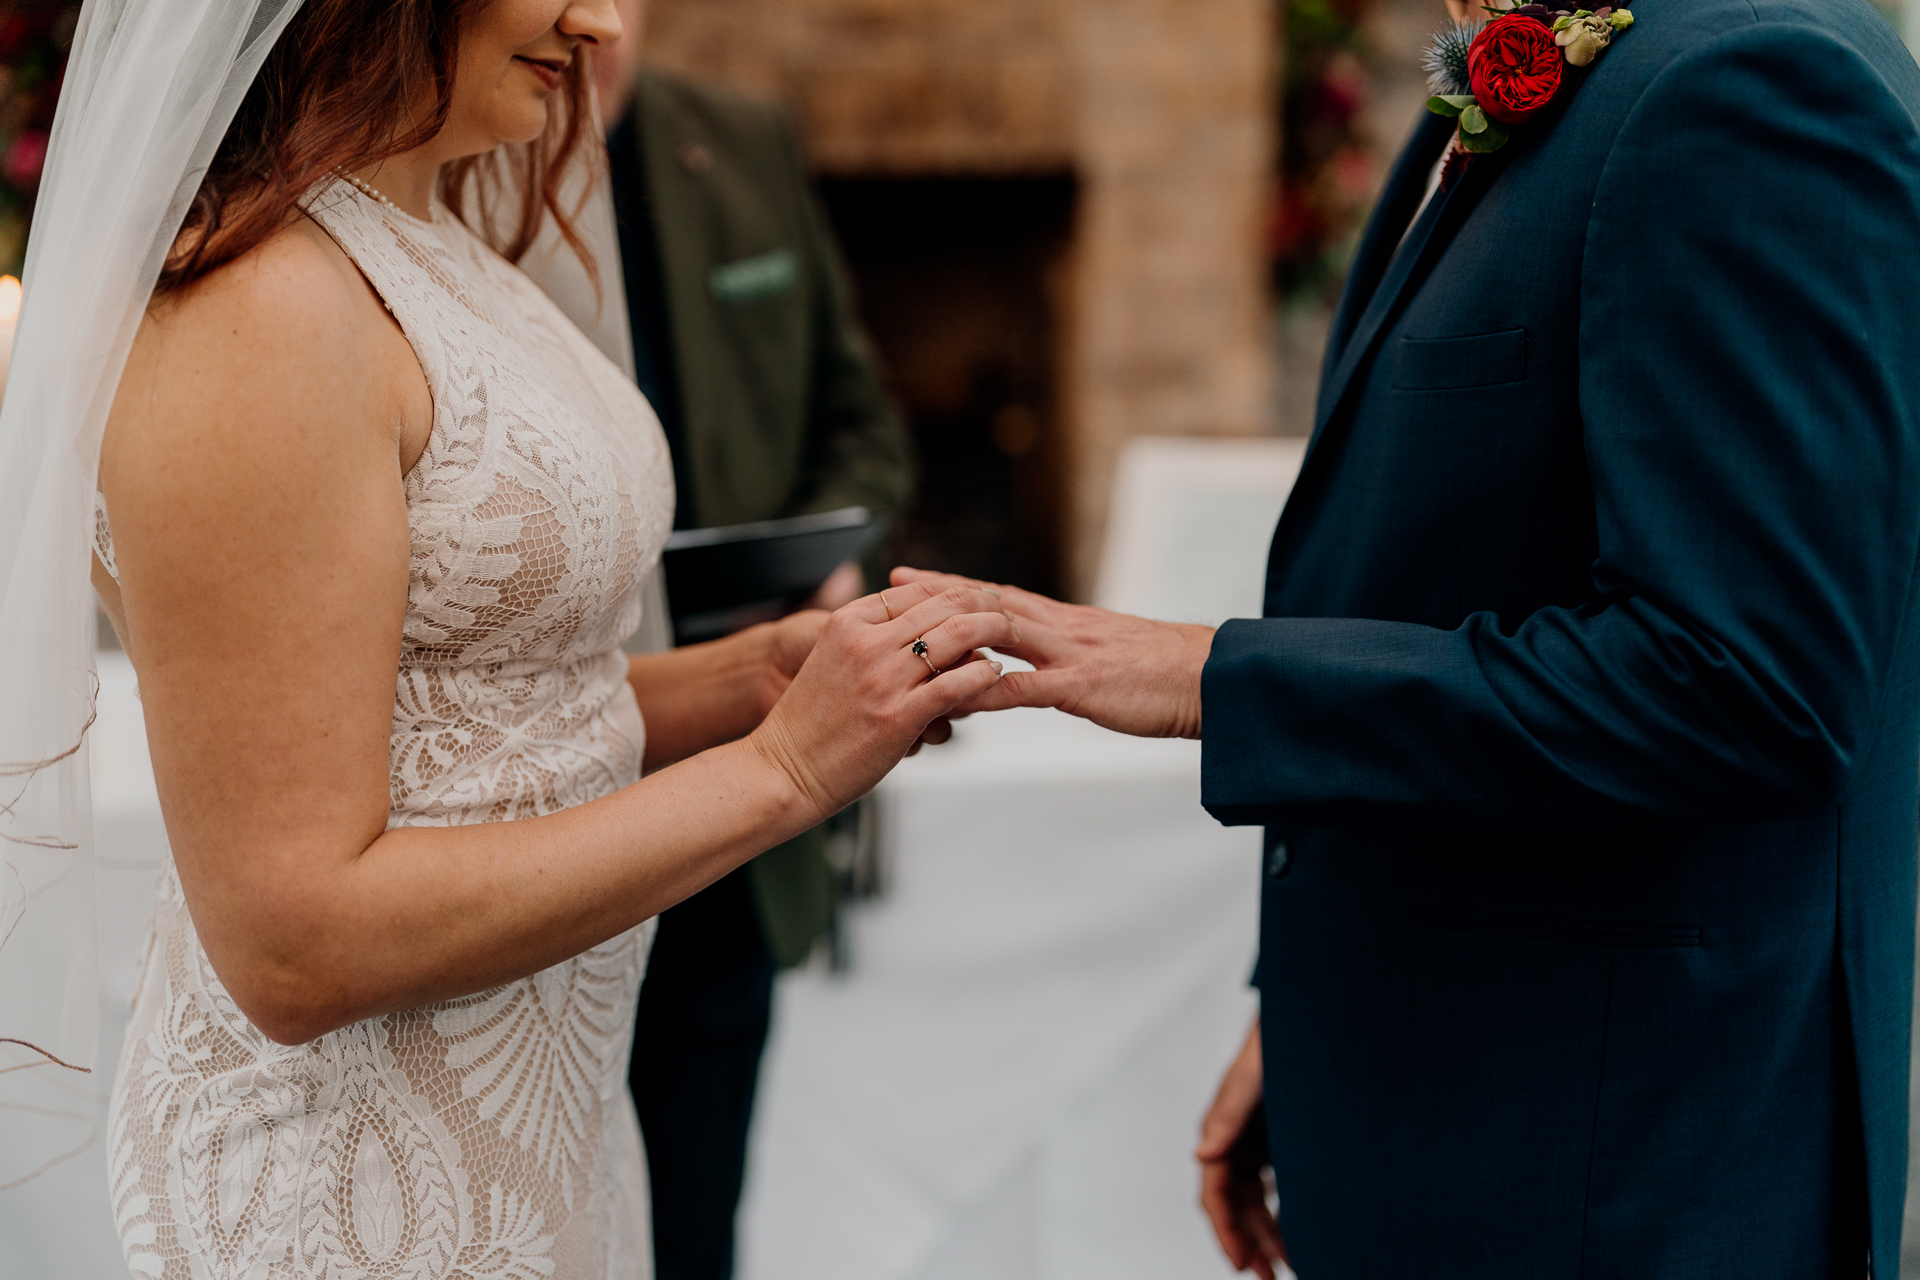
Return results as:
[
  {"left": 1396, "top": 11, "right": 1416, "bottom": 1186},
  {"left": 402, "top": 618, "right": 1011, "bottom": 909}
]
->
[
  {"left": 1459, "top": 119, "right": 1511, "bottom": 152},
  {"left": 1425, "top": 94, "right": 1477, "bottom": 117},
  {"left": 1461, "top": 104, "right": 1490, "bottom": 134}
]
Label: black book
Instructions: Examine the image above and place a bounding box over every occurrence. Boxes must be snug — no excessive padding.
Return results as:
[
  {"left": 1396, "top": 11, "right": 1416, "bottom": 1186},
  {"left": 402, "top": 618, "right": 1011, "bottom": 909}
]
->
[{"left": 662, "top": 506, "right": 884, "bottom": 644}]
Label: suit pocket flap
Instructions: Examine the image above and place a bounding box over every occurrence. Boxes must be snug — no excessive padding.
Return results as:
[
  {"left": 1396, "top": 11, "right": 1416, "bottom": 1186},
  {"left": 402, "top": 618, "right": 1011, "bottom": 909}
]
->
[{"left": 1394, "top": 327, "right": 1527, "bottom": 390}]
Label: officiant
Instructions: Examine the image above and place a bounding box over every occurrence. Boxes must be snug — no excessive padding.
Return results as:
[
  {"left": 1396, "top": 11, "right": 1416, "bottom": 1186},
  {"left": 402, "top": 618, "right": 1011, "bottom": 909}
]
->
[{"left": 595, "top": 10, "right": 913, "bottom": 1278}]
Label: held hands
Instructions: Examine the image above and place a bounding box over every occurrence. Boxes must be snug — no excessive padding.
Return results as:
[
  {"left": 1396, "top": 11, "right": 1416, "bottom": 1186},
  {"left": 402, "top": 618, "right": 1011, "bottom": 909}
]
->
[
  {"left": 748, "top": 580, "right": 1016, "bottom": 823},
  {"left": 888, "top": 568, "right": 1214, "bottom": 739},
  {"left": 754, "top": 607, "right": 832, "bottom": 719},
  {"left": 1197, "top": 1021, "right": 1287, "bottom": 1279}
]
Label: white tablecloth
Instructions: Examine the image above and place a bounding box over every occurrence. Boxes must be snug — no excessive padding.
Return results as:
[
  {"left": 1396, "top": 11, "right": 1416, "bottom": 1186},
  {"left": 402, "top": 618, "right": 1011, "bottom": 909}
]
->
[
  {"left": 0, "top": 664, "right": 1271, "bottom": 1280},
  {"left": 738, "top": 706, "right": 1266, "bottom": 1280}
]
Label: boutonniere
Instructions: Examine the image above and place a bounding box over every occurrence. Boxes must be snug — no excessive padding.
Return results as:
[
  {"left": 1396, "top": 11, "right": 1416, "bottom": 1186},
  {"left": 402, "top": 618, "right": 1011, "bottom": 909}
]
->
[{"left": 1422, "top": 2, "right": 1635, "bottom": 158}]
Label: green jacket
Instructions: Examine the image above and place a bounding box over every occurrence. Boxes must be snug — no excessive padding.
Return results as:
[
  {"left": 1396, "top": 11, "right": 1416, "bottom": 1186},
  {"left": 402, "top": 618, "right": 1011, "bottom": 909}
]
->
[{"left": 618, "top": 68, "right": 913, "bottom": 966}]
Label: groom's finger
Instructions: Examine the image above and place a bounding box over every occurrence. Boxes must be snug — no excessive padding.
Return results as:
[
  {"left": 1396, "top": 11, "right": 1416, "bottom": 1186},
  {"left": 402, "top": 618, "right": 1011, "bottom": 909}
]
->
[
  {"left": 941, "top": 668, "right": 1072, "bottom": 717},
  {"left": 1199, "top": 1162, "right": 1260, "bottom": 1276},
  {"left": 1244, "top": 1203, "right": 1287, "bottom": 1272}
]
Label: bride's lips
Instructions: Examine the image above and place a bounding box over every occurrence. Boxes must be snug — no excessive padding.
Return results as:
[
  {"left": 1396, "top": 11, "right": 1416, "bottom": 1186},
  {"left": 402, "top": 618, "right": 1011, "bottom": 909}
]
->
[{"left": 514, "top": 55, "right": 567, "bottom": 91}]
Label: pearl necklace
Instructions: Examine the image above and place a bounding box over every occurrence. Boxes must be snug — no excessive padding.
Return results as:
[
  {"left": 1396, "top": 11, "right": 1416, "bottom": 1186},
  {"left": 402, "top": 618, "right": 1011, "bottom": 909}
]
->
[{"left": 336, "top": 168, "right": 401, "bottom": 212}]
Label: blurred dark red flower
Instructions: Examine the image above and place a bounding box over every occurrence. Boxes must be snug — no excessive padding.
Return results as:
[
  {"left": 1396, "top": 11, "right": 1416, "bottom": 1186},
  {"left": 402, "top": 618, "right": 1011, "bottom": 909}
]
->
[
  {"left": 5, "top": 130, "right": 47, "bottom": 188},
  {"left": 0, "top": 14, "right": 33, "bottom": 64}
]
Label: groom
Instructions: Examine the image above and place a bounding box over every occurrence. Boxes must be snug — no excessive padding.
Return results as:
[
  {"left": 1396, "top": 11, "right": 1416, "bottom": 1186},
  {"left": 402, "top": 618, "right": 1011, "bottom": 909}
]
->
[{"left": 901, "top": 0, "right": 1920, "bottom": 1271}]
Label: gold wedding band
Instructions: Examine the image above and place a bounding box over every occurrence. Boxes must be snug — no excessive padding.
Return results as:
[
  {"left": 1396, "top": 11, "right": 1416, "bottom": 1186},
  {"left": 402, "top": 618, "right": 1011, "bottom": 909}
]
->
[
  {"left": 911, "top": 637, "right": 938, "bottom": 676},
  {"left": 879, "top": 590, "right": 896, "bottom": 621}
]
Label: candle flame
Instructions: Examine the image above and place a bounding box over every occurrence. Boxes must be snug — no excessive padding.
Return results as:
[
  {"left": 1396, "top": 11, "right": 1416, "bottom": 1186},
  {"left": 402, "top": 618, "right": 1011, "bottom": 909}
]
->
[{"left": 0, "top": 276, "right": 19, "bottom": 325}]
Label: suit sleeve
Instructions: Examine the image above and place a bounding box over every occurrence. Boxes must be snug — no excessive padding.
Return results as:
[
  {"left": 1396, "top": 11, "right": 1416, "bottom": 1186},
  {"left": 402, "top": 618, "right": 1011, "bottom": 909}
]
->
[
  {"left": 1202, "top": 24, "right": 1920, "bottom": 829},
  {"left": 763, "top": 110, "right": 916, "bottom": 526}
]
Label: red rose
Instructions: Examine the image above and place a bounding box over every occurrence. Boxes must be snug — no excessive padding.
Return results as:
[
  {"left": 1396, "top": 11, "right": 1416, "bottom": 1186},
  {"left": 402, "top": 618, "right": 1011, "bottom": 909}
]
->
[{"left": 1468, "top": 15, "right": 1563, "bottom": 124}]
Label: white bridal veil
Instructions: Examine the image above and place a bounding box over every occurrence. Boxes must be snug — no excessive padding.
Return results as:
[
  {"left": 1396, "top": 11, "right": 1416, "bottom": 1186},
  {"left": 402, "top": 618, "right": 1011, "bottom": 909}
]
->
[{"left": 0, "top": 0, "right": 643, "bottom": 1187}]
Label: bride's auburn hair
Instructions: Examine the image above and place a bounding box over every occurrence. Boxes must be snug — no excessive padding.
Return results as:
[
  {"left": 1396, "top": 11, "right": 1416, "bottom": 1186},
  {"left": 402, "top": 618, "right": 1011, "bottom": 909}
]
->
[{"left": 158, "top": 0, "right": 598, "bottom": 295}]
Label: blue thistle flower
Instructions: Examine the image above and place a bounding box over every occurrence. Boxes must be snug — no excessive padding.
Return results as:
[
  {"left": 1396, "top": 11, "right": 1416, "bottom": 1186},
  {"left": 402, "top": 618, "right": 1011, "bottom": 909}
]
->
[{"left": 1422, "top": 20, "right": 1481, "bottom": 96}]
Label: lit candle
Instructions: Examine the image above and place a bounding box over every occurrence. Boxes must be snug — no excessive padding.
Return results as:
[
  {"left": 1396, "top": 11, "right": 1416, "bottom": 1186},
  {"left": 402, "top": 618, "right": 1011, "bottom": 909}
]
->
[{"left": 0, "top": 275, "right": 20, "bottom": 406}]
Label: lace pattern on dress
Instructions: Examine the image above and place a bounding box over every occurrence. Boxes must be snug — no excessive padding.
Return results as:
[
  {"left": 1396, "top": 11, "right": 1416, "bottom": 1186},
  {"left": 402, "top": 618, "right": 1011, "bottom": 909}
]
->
[{"left": 103, "top": 179, "right": 672, "bottom": 1280}]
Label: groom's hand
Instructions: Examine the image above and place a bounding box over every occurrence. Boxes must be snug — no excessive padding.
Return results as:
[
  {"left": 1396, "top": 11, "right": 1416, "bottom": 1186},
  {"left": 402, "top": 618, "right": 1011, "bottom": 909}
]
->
[
  {"left": 1196, "top": 1020, "right": 1286, "bottom": 1279},
  {"left": 887, "top": 568, "right": 1213, "bottom": 739}
]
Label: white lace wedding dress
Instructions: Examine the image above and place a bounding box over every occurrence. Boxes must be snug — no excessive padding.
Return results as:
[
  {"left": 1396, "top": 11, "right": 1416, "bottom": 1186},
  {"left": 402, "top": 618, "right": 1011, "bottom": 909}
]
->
[{"left": 98, "top": 177, "right": 674, "bottom": 1280}]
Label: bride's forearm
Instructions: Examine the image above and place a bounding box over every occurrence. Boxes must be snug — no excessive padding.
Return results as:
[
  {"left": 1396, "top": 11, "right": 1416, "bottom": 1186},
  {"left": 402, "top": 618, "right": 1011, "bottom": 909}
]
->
[{"left": 218, "top": 734, "right": 815, "bottom": 1046}]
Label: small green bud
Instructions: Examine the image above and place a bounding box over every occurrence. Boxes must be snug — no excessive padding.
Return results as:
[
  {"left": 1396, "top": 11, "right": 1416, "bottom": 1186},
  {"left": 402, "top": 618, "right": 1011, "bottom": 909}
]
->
[
  {"left": 1609, "top": 8, "right": 1635, "bottom": 27},
  {"left": 1551, "top": 14, "right": 1572, "bottom": 29}
]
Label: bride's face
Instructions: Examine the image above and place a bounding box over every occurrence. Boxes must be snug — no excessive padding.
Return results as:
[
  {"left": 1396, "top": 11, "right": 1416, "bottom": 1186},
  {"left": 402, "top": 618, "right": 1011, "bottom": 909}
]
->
[{"left": 445, "top": 0, "right": 620, "bottom": 154}]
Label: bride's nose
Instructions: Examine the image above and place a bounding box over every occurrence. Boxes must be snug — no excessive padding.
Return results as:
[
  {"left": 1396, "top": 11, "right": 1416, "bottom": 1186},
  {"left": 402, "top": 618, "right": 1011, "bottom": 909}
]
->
[{"left": 559, "top": 0, "right": 622, "bottom": 49}]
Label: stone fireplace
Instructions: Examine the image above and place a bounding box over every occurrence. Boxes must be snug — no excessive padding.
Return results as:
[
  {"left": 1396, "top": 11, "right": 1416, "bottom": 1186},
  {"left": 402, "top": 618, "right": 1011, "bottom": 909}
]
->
[{"left": 644, "top": 0, "right": 1276, "bottom": 596}]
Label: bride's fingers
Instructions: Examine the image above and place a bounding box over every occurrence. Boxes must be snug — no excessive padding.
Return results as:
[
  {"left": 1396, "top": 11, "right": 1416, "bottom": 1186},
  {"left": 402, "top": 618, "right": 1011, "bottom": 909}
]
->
[
  {"left": 875, "top": 577, "right": 999, "bottom": 628},
  {"left": 889, "top": 566, "right": 1060, "bottom": 633},
  {"left": 887, "top": 585, "right": 1015, "bottom": 647},
  {"left": 906, "top": 647, "right": 1007, "bottom": 720},
  {"left": 911, "top": 611, "right": 1016, "bottom": 672},
  {"left": 890, "top": 565, "right": 1000, "bottom": 594}
]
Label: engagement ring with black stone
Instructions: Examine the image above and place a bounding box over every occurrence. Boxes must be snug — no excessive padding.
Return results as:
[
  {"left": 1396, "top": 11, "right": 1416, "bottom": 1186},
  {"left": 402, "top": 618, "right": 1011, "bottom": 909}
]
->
[{"left": 911, "top": 638, "right": 938, "bottom": 675}]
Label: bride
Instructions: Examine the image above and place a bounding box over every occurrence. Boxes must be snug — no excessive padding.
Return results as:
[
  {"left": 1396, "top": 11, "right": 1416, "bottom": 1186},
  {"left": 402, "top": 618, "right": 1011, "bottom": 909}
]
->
[{"left": 67, "top": 0, "right": 1010, "bottom": 1275}]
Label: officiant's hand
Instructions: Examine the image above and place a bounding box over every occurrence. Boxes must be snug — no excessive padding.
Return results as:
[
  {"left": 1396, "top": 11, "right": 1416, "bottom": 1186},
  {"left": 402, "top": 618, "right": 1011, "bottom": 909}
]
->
[
  {"left": 1197, "top": 1020, "right": 1287, "bottom": 1279},
  {"left": 887, "top": 568, "right": 1214, "bottom": 739}
]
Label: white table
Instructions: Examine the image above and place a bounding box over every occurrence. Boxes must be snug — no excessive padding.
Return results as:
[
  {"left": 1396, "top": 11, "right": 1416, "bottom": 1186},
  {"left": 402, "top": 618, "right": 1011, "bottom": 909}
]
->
[{"left": 738, "top": 706, "right": 1267, "bottom": 1280}]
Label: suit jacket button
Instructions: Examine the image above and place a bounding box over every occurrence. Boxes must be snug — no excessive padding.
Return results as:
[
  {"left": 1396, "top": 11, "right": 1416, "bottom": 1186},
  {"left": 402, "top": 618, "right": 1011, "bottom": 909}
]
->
[{"left": 1268, "top": 841, "right": 1291, "bottom": 878}]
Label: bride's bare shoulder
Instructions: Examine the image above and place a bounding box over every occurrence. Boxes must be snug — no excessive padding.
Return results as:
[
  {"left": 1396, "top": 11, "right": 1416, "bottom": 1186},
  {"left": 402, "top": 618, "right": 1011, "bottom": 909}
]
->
[
  {"left": 104, "top": 212, "right": 415, "bottom": 487},
  {"left": 137, "top": 214, "right": 375, "bottom": 363}
]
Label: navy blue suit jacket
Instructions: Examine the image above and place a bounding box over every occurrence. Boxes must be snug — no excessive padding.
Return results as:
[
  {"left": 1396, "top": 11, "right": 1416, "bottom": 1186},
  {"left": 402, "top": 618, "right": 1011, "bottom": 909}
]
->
[{"left": 1199, "top": 0, "right": 1920, "bottom": 1273}]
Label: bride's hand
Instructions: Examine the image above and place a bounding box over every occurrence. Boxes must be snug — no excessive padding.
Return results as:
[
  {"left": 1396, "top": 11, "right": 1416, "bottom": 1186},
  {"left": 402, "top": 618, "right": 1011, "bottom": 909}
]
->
[
  {"left": 888, "top": 567, "right": 1214, "bottom": 739},
  {"left": 749, "top": 580, "right": 1015, "bottom": 821}
]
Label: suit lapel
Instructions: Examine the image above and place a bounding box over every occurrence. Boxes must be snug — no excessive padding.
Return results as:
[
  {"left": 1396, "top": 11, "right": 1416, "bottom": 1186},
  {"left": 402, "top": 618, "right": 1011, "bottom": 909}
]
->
[
  {"left": 1310, "top": 61, "right": 1593, "bottom": 455},
  {"left": 1321, "top": 112, "right": 1457, "bottom": 388},
  {"left": 1310, "top": 144, "right": 1506, "bottom": 450},
  {"left": 1268, "top": 67, "right": 1596, "bottom": 600},
  {"left": 1263, "top": 143, "right": 1504, "bottom": 606}
]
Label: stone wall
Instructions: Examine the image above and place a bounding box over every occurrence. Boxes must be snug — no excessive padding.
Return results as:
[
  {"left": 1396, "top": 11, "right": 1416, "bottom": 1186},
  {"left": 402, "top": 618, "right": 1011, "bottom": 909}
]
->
[{"left": 645, "top": 0, "right": 1276, "bottom": 595}]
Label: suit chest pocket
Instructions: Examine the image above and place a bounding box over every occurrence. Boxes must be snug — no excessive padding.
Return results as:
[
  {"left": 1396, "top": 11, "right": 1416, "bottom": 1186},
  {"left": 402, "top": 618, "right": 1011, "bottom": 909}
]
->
[{"left": 1393, "top": 327, "right": 1527, "bottom": 390}]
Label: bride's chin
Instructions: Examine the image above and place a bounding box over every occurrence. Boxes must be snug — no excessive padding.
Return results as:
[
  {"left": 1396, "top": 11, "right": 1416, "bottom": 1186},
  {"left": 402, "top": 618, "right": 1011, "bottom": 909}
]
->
[{"left": 458, "top": 99, "right": 553, "bottom": 153}]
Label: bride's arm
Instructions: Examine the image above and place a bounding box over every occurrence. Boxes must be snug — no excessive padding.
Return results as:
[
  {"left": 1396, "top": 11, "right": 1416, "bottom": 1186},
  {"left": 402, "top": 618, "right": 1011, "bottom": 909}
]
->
[{"left": 100, "top": 223, "right": 1008, "bottom": 1047}]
